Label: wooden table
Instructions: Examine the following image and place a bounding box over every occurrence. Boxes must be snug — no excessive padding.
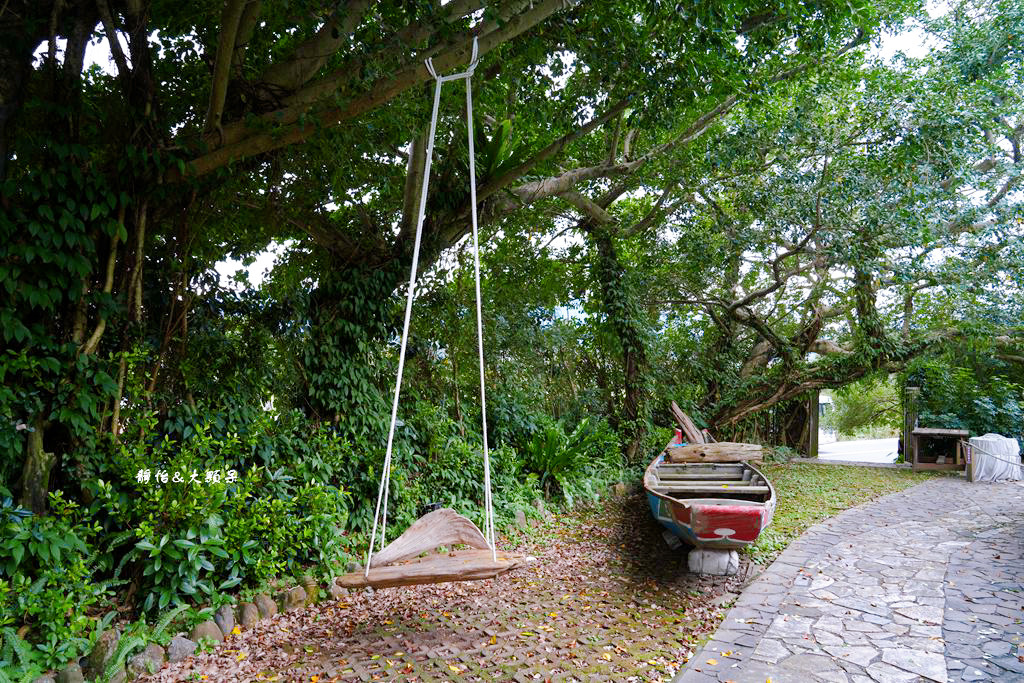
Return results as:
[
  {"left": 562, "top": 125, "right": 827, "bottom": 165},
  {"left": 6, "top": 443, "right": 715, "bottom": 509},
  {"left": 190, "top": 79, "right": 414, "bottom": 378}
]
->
[{"left": 911, "top": 427, "right": 969, "bottom": 472}]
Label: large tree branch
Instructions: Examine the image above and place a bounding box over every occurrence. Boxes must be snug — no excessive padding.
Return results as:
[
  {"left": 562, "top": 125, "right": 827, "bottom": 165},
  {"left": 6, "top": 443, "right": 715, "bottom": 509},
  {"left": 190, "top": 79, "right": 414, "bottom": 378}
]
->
[
  {"left": 95, "top": 0, "right": 129, "bottom": 79},
  {"left": 256, "top": 0, "right": 372, "bottom": 95},
  {"left": 204, "top": 0, "right": 249, "bottom": 135},
  {"left": 181, "top": 0, "right": 566, "bottom": 178}
]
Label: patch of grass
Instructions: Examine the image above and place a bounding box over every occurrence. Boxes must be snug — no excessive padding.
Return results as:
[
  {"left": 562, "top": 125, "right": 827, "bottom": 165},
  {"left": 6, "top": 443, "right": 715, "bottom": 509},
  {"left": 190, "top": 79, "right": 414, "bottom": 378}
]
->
[{"left": 744, "top": 463, "right": 949, "bottom": 565}]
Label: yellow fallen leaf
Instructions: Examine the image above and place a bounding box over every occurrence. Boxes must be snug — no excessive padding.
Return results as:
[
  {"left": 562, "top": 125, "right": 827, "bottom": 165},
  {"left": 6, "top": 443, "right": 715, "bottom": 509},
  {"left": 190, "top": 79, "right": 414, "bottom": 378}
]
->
[
  {"left": 311, "top": 677, "right": 319, "bottom": 682},
  {"left": 602, "top": 653, "right": 612, "bottom": 661},
  {"left": 236, "top": 653, "right": 247, "bottom": 662},
  {"left": 706, "top": 658, "right": 718, "bottom": 665},
  {"left": 548, "top": 612, "right": 558, "bottom": 617},
  {"left": 231, "top": 626, "right": 241, "bottom": 635},
  {"left": 489, "top": 636, "right": 497, "bottom": 645},
  {"left": 448, "top": 664, "right": 463, "bottom": 673},
  {"left": 383, "top": 620, "right": 393, "bottom": 625},
  {"left": 722, "top": 650, "right": 732, "bottom": 656},
  {"left": 200, "top": 676, "right": 208, "bottom": 681}
]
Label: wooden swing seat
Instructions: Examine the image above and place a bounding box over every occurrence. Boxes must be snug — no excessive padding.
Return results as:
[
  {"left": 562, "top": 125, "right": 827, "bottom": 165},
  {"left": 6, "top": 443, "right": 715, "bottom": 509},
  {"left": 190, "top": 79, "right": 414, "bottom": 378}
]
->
[
  {"left": 337, "top": 547, "right": 531, "bottom": 589},
  {"left": 338, "top": 508, "right": 533, "bottom": 589}
]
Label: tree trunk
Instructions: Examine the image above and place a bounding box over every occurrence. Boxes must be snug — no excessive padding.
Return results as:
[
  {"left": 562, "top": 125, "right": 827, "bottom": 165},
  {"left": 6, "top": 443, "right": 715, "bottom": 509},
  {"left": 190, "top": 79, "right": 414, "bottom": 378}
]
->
[
  {"left": 591, "top": 229, "right": 649, "bottom": 462},
  {"left": 19, "top": 418, "right": 54, "bottom": 515}
]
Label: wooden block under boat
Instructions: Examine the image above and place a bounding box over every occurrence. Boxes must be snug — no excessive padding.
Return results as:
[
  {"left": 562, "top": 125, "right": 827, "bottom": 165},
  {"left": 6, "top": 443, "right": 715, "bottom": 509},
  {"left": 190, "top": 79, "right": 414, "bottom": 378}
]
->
[
  {"left": 666, "top": 442, "right": 763, "bottom": 463},
  {"left": 336, "top": 549, "right": 534, "bottom": 589}
]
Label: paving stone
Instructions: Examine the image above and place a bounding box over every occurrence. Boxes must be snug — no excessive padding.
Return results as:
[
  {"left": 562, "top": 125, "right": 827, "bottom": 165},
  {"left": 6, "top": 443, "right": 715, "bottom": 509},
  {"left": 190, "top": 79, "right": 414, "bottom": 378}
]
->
[
  {"left": 864, "top": 661, "right": 920, "bottom": 682},
  {"left": 750, "top": 638, "right": 790, "bottom": 663},
  {"left": 992, "top": 655, "right": 1024, "bottom": 674},
  {"left": 767, "top": 614, "right": 813, "bottom": 639},
  {"left": 778, "top": 652, "right": 843, "bottom": 674},
  {"left": 822, "top": 646, "right": 879, "bottom": 667},
  {"left": 880, "top": 648, "right": 947, "bottom": 682},
  {"left": 673, "top": 479, "right": 1024, "bottom": 683},
  {"left": 892, "top": 605, "right": 943, "bottom": 625}
]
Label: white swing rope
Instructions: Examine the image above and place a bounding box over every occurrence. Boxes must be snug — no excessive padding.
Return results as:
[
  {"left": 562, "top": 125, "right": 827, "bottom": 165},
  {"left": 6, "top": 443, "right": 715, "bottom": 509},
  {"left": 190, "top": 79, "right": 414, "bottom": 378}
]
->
[{"left": 366, "top": 38, "right": 496, "bottom": 577}]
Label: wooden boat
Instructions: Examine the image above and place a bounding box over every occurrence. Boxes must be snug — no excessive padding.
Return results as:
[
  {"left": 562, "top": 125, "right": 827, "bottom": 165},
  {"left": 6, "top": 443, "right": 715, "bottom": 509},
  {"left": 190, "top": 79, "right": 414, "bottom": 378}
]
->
[{"left": 644, "top": 435, "right": 776, "bottom": 549}]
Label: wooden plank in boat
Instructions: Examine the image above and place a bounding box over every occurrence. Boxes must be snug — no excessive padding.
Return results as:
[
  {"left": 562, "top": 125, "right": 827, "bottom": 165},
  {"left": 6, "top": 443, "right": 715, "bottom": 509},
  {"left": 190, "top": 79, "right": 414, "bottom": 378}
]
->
[
  {"left": 655, "top": 463, "right": 746, "bottom": 471},
  {"left": 655, "top": 479, "right": 759, "bottom": 487},
  {"left": 666, "top": 442, "right": 763, "bottom": 463},
  {"left": 655, "top": 472, "right": 746, "bottom": 480},
  {"left": 659, "top": 485, "right": 771, "bottom": 495}
]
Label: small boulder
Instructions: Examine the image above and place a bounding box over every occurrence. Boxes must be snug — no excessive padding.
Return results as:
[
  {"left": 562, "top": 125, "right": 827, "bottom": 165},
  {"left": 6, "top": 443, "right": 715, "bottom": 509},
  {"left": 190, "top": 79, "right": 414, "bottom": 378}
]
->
[
  {"left": 281, "top": 586, "right": 307, "bottom": 612},
  {"left": 238, "top": 602, "right": 260, "bottom": 629},
  {"left": 33, "top": 675, "right": 56, "bottom": 683},
  {"left": 254, "top": 593, "right": 277, "bottom": 619},
  {"left": 189, "top": 619, "right": 224, "bottom": 644},
  {"left": 84, "top": 628, "right": 121, "bottom": 679},
  {"left": 213, "top": 605, "right": 235, "bottom": 637},
  {"left": 345, "top": 560, "right": 362, "bottom": 573},
  {"left": 56, "top": 663, "right": 84, "bottom": 683},
  {"left": 127, "top": 643, "right": 166, "bottom": 678},
  {"left": 612, "top": 482, "right": 627, "bottom": 496},
  {"left": 514, "top": 509, "right": 528, "bottom": 529},
  {"left": 532, "top": 498, "right": 546, "bottom": 516},
  {"left": 167, "top": 635, "right": 197, "bottom": 663},
  {"left": 300, "top": 575, "right": 319, "bottom": 604},
  {"left": 328, "top": 581, "right": 348, "bottom": 600}
]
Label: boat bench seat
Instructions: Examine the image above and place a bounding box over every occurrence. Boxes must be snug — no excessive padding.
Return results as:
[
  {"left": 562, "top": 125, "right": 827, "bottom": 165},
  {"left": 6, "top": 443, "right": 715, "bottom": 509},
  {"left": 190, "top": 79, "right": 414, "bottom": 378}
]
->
[
  {"left": 655, "top": 485, "right": 771, "bottom": 495},
  {"left": 655, "top": 472, "right": 746, "bottom": 480},
  {"left": 654, "top": 479, "right": 758, "bottom": 487}
]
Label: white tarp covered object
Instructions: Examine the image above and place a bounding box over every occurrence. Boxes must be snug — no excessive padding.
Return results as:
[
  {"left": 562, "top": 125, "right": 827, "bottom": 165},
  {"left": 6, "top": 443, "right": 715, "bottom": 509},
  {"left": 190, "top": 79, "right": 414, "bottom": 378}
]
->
[{"left": 969, "top": 434, "right": 1022, "bottom": 482}]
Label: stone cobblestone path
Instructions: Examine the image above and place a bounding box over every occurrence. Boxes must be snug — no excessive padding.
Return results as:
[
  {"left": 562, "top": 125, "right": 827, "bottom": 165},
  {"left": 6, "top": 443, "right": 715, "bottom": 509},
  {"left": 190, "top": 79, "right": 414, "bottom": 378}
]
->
[{"left": 676, "top": 478, "right": 1024, "bottom": 683}]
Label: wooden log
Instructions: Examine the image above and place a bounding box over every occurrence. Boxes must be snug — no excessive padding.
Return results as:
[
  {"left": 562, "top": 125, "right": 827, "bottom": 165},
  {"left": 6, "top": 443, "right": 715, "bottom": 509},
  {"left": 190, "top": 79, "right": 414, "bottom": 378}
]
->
[
  {"left": 671, "top": 401, "right": 705, "bottom": 444},
  {"left": 337, "top": 549, "right": 534, "bottom": 589},
  {"left": 666, "top": 442, "right": 763, "bottom": 463},
  {"left": 370, "top": 508, "right": 490, "bottom": 568}
]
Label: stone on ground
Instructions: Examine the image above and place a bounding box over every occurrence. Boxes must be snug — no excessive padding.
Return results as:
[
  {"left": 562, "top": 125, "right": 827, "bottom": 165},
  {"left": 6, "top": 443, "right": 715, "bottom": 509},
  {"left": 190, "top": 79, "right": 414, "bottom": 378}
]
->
[
  {"left": 167, "top": 635, "right": 197, "bottom": 663},
  {"left": 83, "top": 628, "right": 120, "bottom": 678},
  {"left": 127, "top": 643, "right": 166, "bottom": 678},
  {"left": 238, "top": 602, "right": 260, "bottom": 628},
  {"left": 281, "top": 585, "right": 307, "bottom": 611},
  {"left": 255, "top": 593, "right": 278, "bottom": 618},
  {"left": 189, "top": 619, "right": 224, "bottom": 644},
  {"left": 213, "top": 604, "right": 235, "bottom": 637}
]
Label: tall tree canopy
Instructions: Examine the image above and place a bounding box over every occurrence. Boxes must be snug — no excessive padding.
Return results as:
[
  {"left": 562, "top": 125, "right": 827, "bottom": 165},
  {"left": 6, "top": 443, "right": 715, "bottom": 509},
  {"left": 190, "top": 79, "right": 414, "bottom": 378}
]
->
[{"left": 2, "top": 0, "right": 1021, "bottom": 513}]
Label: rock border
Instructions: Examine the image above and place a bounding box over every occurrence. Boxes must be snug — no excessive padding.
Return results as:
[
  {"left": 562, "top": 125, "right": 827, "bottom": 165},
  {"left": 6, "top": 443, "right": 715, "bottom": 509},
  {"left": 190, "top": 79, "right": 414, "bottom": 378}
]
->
[{"left": 42, "top": 572, "right": 351, "bottom": 683}]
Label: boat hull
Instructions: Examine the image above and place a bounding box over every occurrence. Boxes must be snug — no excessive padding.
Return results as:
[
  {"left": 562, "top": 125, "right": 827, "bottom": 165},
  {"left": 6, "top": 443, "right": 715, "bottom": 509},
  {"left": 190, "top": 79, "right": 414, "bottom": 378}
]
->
[{"left": 644, "top": 451, "right": 776, "bottom": 550}]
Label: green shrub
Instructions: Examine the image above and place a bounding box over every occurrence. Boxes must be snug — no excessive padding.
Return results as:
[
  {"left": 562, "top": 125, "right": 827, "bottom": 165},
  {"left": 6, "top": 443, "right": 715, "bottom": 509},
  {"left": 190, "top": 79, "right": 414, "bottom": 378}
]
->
[
  {"left": 83, "top": 419, "right": 352, "bottom": 614},
  {"left": 907, "top": 358, "right": 1024, "bottom": 437},
  {"left": 522, "top": 417, "right": 622, "bottom": 506},
  {"left": 0, "top": 488, "right": 113, "bottom": 672}
]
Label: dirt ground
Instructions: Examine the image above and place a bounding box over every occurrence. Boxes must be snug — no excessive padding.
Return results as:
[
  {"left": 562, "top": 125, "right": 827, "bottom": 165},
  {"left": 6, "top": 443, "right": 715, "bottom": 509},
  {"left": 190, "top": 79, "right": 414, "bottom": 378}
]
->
[{"left": 146, "top": 489, "right": 753, "bottom": 682}]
